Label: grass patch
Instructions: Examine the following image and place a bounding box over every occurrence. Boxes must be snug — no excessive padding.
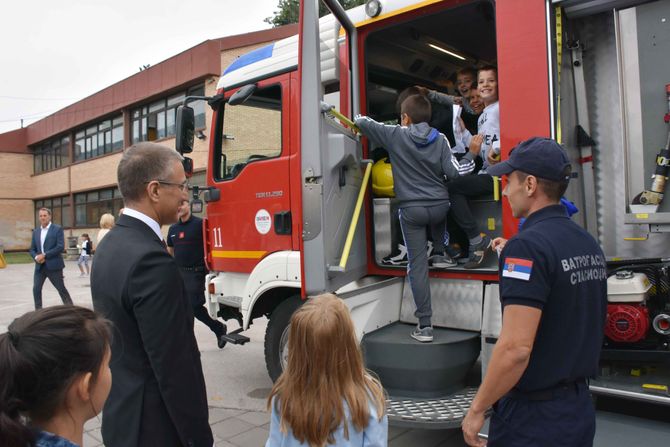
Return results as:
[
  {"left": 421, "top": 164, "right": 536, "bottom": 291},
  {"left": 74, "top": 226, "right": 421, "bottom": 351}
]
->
[{"left": 2, "top": 252, "right": 34, "bottom": 265}]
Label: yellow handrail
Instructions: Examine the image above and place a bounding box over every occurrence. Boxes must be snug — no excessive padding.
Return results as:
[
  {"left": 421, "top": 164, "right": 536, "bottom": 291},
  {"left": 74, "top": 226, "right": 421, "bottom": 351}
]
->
[
  {"left": 339, "top": 161, "right": 372, "bottom": 269},
  {"left": 492, "top": 176, "right": 500, "bottom": 201},
  {"left": 321, "top": 102, "right": 360, "bottom": 133}
]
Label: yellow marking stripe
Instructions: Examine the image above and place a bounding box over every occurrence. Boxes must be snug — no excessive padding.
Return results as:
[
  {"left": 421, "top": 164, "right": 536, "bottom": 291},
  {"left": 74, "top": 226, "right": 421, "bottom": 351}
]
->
[
  {"left": 211, "top": 250, "right": 267, "bottom": 259},
  {"left": 354, "top": 0, "right": 445, "bottom": 28}
]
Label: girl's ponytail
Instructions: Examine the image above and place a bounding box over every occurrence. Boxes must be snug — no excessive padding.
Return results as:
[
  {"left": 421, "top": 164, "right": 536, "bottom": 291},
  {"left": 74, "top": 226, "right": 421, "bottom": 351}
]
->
[{"left": 0, "top": 333, "right": 35, "bottom": 447}]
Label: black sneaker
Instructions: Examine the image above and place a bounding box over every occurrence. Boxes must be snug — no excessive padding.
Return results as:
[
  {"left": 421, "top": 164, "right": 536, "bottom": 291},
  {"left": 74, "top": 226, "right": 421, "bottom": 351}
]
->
[
  {"left": 464, "top": 236, "right": 492, "bottom": 269},
  {"left": 446, "top": 244, "right": 464, "bottom": 260},
  {"left": 382, "top": 244, "right": 408, "bottom": 266},
  {"left": 429, "top": 253, "right": 457, "bottom": 269}
]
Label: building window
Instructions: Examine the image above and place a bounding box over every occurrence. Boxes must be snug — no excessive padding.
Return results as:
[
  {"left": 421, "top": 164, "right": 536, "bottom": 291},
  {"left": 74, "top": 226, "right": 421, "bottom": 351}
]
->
[
  {"left": 132, "top": 85, "right": 206, "bottom": 143},
  {"left": 33, "top": 136, "right": 70, "bottom": 174},
  {"left": 35, "top": 196, "right": 71, "bottom": 228},
  {"left": 74, "top": 187, "right": 124, "bottom": 227},
  {"left": 74, "top": 115, "right": 124, "bottom": 162}
]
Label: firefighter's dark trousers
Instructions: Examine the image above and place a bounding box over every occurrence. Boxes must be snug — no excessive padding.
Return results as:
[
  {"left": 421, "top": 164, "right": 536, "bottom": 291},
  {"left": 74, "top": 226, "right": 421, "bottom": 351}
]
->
[{"left": 488, "top": 381, "right": 596, "bottom": 447}]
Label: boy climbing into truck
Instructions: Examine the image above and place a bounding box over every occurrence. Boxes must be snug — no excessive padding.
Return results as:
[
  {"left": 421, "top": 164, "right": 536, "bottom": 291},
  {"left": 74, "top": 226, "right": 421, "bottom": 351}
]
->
[{"left": 354, "top": 94, "right": 480, "bottom": 342}]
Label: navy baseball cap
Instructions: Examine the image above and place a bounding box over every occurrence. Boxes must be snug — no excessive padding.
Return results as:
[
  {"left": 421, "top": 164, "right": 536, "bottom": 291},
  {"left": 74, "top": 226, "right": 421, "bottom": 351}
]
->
[{"left": 487, "top": 137, "right": 571, "bottom": 181}]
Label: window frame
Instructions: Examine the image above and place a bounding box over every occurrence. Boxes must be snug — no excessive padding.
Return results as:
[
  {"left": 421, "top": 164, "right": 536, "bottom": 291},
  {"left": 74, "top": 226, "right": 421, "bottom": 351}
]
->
[
  {"left": 131, "top": 84, "right": 206, "bottom": 144},
  {"left": 213, "top": 82, "right": 283, "bottom": 182},
  {"left": 74, "top": 115, "right": 124, "bottom": 162},
  {"left": 73, "top": 187, "right": 124, "bottom": 227}
]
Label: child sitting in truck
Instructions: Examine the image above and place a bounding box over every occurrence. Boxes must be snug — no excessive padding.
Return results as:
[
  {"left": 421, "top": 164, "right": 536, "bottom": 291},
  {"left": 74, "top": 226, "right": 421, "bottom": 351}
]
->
[
  {"left": 265, "top": 294, "right": 387, "bottom": 446},
  {"left": 428, "top": 65, "right": 501, "bottom": 268},
  {"left": 355, "top": 94, "right": 479, "bottom": 342}
]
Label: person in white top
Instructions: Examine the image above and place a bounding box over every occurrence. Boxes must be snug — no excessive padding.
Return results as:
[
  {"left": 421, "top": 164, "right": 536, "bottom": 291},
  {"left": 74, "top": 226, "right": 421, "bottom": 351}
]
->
[{"left": 446, "top": 65, "right": 502, "bottom": 269}]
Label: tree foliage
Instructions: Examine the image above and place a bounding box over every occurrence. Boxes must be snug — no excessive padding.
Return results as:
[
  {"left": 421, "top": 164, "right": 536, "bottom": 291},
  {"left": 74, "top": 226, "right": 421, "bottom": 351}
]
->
[{"left": 265, "top": 0, "right": 367, "bottom": 27}]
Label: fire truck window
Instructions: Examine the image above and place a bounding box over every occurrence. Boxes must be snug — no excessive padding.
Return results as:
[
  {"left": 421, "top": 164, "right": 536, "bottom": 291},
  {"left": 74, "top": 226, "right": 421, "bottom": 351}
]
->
[{"left": 217, "top": 85, "right": 282, "bottom": 181}]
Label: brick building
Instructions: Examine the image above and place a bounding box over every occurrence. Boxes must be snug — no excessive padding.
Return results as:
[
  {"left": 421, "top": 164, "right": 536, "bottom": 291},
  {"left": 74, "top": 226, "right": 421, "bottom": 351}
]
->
[{"left": 0, "top": 24, "right": 297, "bottom": 251}]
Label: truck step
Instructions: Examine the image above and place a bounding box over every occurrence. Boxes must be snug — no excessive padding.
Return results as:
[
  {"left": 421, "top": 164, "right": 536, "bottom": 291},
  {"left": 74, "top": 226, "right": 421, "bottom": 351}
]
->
[
  {"left": 362, "top": 322, "right": 480, "bottom": 397},
  {"left": 220, "top": 329, "right": 250, "bottom": 345},
  {"left": 386, "top": 387, "right": 479, "bottom": 429}
]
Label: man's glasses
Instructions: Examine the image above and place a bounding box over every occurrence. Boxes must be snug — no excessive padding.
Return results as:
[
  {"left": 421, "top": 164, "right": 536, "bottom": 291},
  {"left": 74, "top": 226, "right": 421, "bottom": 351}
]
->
[{"left": 145, "top": 180, "right": 190, "bottom": 192}]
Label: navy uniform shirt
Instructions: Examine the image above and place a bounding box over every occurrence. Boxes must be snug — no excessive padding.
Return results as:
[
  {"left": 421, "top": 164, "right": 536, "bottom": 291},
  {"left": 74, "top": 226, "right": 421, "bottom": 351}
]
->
[
  {"left": 498, "top": 204, "right": 607, "bottom": 392},
  {"left": 167, "top": 215, "right": 205, "bottom": 268}
]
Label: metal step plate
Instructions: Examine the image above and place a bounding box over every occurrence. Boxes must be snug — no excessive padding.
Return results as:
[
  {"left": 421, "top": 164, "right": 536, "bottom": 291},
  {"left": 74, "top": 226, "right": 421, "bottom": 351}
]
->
[{"left": 387, "top": 387, "right": 478, "bottom": 429}]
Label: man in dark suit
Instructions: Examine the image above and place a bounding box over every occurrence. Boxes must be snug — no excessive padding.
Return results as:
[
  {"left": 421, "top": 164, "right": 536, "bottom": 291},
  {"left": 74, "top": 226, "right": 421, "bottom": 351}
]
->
[
  {"left": 91, "top": 142, "right": 213, "bottom": 447},
  {"left": 29, "top": 207, "right": 73, "bottom": 309}
]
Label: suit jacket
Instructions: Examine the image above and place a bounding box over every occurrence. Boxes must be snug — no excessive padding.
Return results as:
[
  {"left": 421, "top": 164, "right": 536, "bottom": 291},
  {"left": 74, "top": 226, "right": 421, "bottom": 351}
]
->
[
  {"left": 29, "top": 223, "right": 66, "bottom": 271},
  {"left": 91, "top": 214, "right": 213, "bottom": 447}
]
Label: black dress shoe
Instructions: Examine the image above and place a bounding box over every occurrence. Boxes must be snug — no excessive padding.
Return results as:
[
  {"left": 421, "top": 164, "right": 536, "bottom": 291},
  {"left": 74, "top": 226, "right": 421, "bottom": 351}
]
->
[{"left": 216, "top": 323, "right": 228, "bottom": 349}]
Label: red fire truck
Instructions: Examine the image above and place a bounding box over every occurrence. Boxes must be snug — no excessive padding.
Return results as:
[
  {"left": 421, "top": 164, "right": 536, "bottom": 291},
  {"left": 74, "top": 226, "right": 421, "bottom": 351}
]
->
[{"left": 176, "top": 0, "right": 670, "bottom": 429}]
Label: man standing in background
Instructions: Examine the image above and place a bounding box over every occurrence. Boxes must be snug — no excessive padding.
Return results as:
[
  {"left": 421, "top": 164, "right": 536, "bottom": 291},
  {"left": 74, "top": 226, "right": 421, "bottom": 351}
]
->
[
  {"left": 168, "top": 199, "right": 227, "bottom": 348},
  {"left": 29, "top": 207, "right": 72, "bottom": 309}
]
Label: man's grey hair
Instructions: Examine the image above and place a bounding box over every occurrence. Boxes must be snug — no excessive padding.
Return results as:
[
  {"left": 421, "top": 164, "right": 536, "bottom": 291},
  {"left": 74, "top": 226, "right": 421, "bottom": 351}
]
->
[
  {"left": 117, "top": 142, "right": 184, "bottom": 203},
  {"left": 38, "top": 207, "right": 52, "bottom": 216}
]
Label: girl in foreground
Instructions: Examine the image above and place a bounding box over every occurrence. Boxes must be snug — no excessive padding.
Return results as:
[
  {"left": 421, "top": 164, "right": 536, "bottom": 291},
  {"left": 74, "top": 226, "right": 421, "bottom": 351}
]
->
[
  {"left": 266, "top": 293, "right": 388, "bottom": 447},
  {"left": 0, "top": 306, "right": 112, "bottom": 447}
]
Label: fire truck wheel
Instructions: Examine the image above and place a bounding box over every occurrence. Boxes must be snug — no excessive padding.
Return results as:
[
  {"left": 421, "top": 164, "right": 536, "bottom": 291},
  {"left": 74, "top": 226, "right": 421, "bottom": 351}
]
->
[{"left": 264, "top": 295, "right": 304, "bottom": 382}]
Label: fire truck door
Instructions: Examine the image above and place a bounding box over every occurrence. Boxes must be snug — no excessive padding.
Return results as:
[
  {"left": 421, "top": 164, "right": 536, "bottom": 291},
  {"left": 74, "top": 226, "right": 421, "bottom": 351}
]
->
[{"left": 300, "top": 0, "right": 367, "bottom": 295}]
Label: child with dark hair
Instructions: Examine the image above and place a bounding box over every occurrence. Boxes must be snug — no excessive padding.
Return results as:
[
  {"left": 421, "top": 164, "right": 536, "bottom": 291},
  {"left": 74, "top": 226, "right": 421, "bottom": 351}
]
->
[
  {"left": 355, "top": 95, "right": 479, "bottom": 342},
  {"left": 0, "top": 306, "right": 112, "bottom": 447},
  {"left": 266, "top": 294, "right": 387, "bottom": 446}
]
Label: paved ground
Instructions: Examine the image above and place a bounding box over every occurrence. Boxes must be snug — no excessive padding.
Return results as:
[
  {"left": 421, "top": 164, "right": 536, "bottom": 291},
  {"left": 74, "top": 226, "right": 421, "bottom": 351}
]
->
[
  {"left": 0, "top": 261, "right": 469, "bottom": 447},
  {"left": 5, "top": 261, "right": 670, "bottom": 447}
]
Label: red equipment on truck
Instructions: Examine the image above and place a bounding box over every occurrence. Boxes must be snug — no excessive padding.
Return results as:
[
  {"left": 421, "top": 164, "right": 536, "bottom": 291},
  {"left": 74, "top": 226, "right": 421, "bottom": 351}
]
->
[{"left": 175, "top": 0, "right": 670, "bottom": 430}]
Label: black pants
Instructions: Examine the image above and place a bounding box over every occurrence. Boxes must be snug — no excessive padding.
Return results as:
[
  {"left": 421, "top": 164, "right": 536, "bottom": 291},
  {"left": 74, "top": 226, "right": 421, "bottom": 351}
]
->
[
  {"left": 182, "top": 270, "right": 225, "bottom": 336},
  {"left": 447, "top": 174, "right": 494, "bottom": 239},
  {"left": 33, "top": 267, "right": 73, "bottom": 309},
  {"left": 488, "top": 382, "right": 596, "bottom": 446}
]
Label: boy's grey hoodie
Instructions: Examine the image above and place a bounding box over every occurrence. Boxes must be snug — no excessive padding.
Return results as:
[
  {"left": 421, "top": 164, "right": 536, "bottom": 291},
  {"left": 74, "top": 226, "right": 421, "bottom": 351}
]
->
[{"left": 355, "top": 116, "right": 475, "bottom": 208}]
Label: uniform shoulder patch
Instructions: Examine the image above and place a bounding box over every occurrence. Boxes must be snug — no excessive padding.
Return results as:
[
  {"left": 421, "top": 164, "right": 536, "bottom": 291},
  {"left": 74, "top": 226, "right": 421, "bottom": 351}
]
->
[{"left": 502, "top": 257, "right": 533, "bottom": 281}]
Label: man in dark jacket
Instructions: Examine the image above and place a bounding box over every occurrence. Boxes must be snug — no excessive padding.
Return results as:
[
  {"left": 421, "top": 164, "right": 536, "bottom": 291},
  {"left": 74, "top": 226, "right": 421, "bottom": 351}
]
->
[
  {"left": 29, "top": 207, "right": 72, "bottom": 309},
  {"left": 91, "top": 142, "right": 213, "bottom": 447}
]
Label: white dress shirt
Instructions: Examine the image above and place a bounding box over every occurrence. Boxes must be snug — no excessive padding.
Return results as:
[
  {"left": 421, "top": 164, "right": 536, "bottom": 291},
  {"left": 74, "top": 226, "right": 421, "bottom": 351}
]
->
[
  {"left": 40, "top": 222, "right": 52, "bottom": 254},
  {"left": 122, "top": 208, "right": 165, "bottom": 242}
]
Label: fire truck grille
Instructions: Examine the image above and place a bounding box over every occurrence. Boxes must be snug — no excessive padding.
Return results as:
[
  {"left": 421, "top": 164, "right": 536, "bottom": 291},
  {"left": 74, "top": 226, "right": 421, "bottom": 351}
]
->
[{"left": 386, "top": 387, "right": 478, "bottom": 429}]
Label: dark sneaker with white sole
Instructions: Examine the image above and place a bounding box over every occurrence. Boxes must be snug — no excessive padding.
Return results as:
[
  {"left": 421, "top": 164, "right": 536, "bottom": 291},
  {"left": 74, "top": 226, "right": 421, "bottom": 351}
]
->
[
  {"left": 429, "top": 253, "right": 457, "bottom": 268},
  {"left": 446, "top": 244, "right": 464, "bottom": 260},
  {"left": 464, "top": 235, "right": 492, "bottom": 269},
  {"left": 381, "top": 244, "right": 408, "bottom": 266},
  {"left": 410, "top": 325, "right": 434, "bottom": 342}
]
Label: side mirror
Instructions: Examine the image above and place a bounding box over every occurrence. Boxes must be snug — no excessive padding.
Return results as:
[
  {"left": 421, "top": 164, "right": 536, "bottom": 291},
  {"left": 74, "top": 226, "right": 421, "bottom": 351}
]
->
[
  {"left": 176, "top": 105, "right": 195, "bottom": 154},
  {"left": 182, "top": 157, "right": 193, "bottom": 178},
  {"left": 190, "top": 198, "right": 204, "bottom": 214},
  {"left": 228, "top": 84, "right": 257, "bottom": 106}
]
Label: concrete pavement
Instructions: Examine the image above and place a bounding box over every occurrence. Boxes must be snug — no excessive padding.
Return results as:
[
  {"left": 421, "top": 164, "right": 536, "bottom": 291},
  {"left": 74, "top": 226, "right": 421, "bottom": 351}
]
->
[{"left": 0, "top": 260, "right": 468, "bottom": 447}]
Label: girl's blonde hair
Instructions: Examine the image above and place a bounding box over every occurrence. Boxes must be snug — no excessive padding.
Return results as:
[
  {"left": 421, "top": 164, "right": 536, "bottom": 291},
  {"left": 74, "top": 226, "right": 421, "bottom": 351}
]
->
[
  {"left": 99, "top": 213, "right": 115, "bottom": 229},
  {"left": 267, "top": 294, "right": 386, "bottom": 446}
]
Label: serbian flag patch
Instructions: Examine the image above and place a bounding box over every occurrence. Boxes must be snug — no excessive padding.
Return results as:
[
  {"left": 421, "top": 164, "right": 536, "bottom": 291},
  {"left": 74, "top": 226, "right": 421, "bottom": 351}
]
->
[{"left": 502, "top": 257, "right": 533, "bottom": 281}]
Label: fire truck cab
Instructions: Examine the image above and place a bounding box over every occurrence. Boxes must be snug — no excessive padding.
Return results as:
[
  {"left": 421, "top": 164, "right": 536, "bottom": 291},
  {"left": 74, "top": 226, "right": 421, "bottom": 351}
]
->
[{"left": 176, "top": 0, "right": 670, "bottom": 429}]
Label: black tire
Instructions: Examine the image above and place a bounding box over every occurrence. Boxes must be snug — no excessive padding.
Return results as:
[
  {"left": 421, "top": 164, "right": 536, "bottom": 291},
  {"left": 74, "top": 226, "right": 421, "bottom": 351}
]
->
[{"left": 264, "top": 295, "right": 304, "bottom": 382}]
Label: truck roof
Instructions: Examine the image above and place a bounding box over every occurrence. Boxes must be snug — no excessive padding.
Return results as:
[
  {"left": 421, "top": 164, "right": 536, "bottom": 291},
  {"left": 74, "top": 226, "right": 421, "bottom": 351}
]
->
[{"left": 217, "top": 0, "right": 433, "bottom": 90}]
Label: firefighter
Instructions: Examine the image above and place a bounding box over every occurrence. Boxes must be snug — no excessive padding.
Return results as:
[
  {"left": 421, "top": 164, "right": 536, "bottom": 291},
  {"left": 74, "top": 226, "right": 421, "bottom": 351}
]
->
[
  {"left": 461, "top": 138, "right": 607, "bottom": 447},
  {"left": 168, "top": 199, "right": 227, "bottom": 348}
]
